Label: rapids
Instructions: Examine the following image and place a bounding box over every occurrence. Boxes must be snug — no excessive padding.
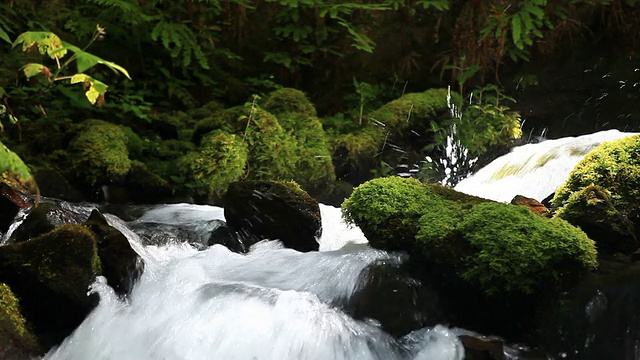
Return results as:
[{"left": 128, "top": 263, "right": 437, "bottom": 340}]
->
[{"left": 43, "top": 204, "right": 464, "bottom": 360}]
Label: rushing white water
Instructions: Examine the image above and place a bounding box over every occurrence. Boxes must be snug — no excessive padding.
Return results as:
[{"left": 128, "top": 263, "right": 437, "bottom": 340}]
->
[
  {"left": 454, "top": 129, "right": 639, "bottom": 202},
  {"left": 43, "top": 203, "right": 464, "bottom": 360}
]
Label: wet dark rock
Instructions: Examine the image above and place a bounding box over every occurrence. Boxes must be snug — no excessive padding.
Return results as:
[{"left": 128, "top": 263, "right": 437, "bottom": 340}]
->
[
  {"left": 511, "top": 195, "right": 550, "bottom": 217},
  {"left": 85, "top": 210, "right": 143, "bottom": 295},
  {"left": 9, "top": 200, "right": 91, "bottom": 244},
  {"left": 104, "top": 161, "right": 174, "bottom": 204},
  {"left": 0, "top": 195, "right": 20, "bottom": 236},
  {"left": 0, "top": 283, "right": 43, "bottom": 359},
  {"left": 207, "top": 220, "right": 245, "bottom": 253},
  {"left": 33, "top": 167, "right": 84, "bottom": 203},
  {"left": 224, "top": 181, "right": 321, "bottom": 252},
  {"left": 347, "top": 260, "right": 444, "bottom": 337},
  {"left": 0, "top": 224, "right": 101, "bottom": 348},
  {"left": 459, "top": 334, "right": 505, "bottom": 360}
]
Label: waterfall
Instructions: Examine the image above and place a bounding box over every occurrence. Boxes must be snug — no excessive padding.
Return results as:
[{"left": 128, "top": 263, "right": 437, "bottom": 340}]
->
[
  {"left": 42, "top": 203, "right": 464, "bottom": 360},
  {"left": 454, "top": 129, "right": 638, "bottom": 202}
]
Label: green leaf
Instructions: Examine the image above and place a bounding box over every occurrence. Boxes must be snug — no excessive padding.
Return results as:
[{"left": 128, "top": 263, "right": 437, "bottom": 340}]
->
[
  {"left": 511, "top": 14, "right": 523, "bottom": 49},
  {"left": 63, "top": 42, "right": 131, "bottom": 79},
  {"left": 0, "top": 27, "right": 10, "bottom": 43}
]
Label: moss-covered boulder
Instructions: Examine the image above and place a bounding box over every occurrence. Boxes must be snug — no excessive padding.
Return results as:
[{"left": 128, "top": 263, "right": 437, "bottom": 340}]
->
[
  {"left": 239, "top": 107, "right": 300, "bottom": 181},
  {"left": 343, "top": 177, "right": 598, "bottom": 339},
  {"left": 85, "top": 210, "right": 143, "bottom": 295},
  {"left": 120, "top": 160, "right": 173, "bottom": 204},
  {"left": 328, "top": 125, "right": 385, "bottom": 185},
  {"left": 0, "top": 283, "right": 42, "bottom": 359},
  {"left": 343, "top": 177, "right": 597, "bottom": 296},
  {"left": 262, "top": 88, "right": 336, "bottom": 194},
  {"left": 262, "top": 88, "right": 317, "bottom": 118},
  {"left": 554, "top": 184, "right": 638, "bottom": 254},
  {"left": 224, "top": 180, "right": 321, "bottom": 252},
  {"left": 192, "top": 107, "right": 242, "bottom": 146},
  {"left": 177, "top": 130, "right": 248, "bottom": 201},
  {"left": 68, "top": 120, "right": 131, "bottom": 187},
  {"left": 0, "top": 224, "right": 101, "bottom": 347},
  {"left": 553, "top": 135, "right": 640, "bottom": 227},
  {"left": 370, "top": 88, "right": 454, "bottom": 137}
]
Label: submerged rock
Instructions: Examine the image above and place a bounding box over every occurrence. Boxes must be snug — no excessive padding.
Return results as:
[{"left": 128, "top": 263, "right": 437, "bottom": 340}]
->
[
  {"left": 0, "top": 224, "right": 101, "bottom": 348},
  {"left": 0, "top": 283, "right": 42, "bottom": 359},
  {"left": 224, "top": 180, "right": 321, "bottom": 252},
  {"left": 85, "top": 210, "right": 143, "bottom": 295},
  {"left": 347, "top": 259, "right": 444, "bottom": 338}
]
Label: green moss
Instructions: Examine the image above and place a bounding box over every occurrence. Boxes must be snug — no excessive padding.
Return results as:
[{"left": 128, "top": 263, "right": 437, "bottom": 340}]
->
[
  {"left": 552, "top": 135, "right": 640, "bottom": 221},
  {"left": 177, "top": 130, "right": 248, "bottom": 198},
  {"left": 69, "top": 121, "right": 131, "bottom": 186},
  {"left": 344, "top": 176, "right": 598, "bottom": 297},
  {"left": 553, "top": 184, "right": 638, "bottom": 253},
  {"left": 121, "top": 126, "right": 144, "bottom": 158},
  {"left": 193, "top": 107, "right": 242, "bottom": 145},
  {"left": 342, "top": 177, "right": 467, "bottom": 250},
  {"left": 330, "top": 125, "right": 385, "bottom": 164},
  {"left": 240, "top": 107, "right": 299, "bottom": 181},
  {"left": 370, "top": 88, "right": 453, "bottom": 134},
  {"left": 0, "top": 283, "right": 40, "bottom": 354},
  {"left": 262, "top": 88, "right": 317, "bottom": 118},
  {"left": 0, "top": 224, "right": 102, "bottom": 305},
  {"left": 453, "top": 202, "right": 597, "bottom": 295}
]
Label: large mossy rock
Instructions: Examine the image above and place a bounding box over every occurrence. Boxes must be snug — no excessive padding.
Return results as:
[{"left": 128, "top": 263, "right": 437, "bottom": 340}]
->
[
  {"left": 554, "top": 184, "right": 638, "bottom": 254},
  {"left": 0, "top": 224, "right": 101, "bottom": 347},
  {"left": 370, "top": 88, "right": 455, "bottom": 138},
  {"left": 177, "top": 130, "right": 248, "bottom": 201},
  {"left": 553, "top": 134, "right": 640, "bottom": 229},
  {"left": 343, "top": 177, "right": 598, "bottom": 339},
  {"left": 224, "top": 180, "right": 321, "bottom": 252},
  {"left": 262, "top": 88, "right": 336, "bottom": 195},
  {"left": 343, "top": 177, "right": 597, "bottom": 295},
  {"left": 68, "top": 120, "right": 132, "bottom": 187},
  {"left": 0, "top": 283, "right": 42, "bottom": 359},
  {"left": 239, "top": 107, "right": 300, "bottom": 181}
]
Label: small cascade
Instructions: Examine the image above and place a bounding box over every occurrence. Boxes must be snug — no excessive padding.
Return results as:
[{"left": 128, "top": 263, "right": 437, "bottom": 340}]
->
[
  {"left": 39, "top": 203, "right": 466, "bottom": 360},
  {"left": 454, "top": 129, "right": 638, "bottom": 202}
]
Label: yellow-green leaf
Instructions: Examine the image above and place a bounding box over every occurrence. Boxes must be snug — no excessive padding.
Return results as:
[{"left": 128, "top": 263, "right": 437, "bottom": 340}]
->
[
  {"left": 12, "top": 31, "right": 67, "bottom": 59},
  {"left": 70, "top": 73, "right": 90, "bottom": 84},
  {"left": 22, "top": 63, "right": 47, "bottom": 79},
  {"left": 0, "top": 140, "right": 39, "bottom": 203}
]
